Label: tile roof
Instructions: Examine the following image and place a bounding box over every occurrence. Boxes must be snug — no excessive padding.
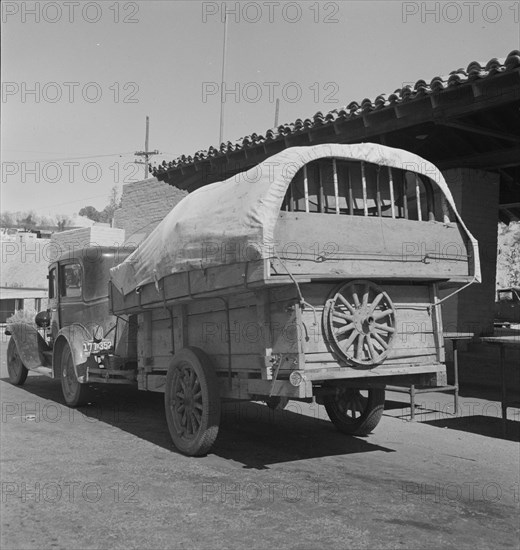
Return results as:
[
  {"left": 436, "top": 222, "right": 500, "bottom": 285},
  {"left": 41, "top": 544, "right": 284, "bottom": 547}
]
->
[{"left": 152, "top": 50, "right": 520, "bottom": 179}]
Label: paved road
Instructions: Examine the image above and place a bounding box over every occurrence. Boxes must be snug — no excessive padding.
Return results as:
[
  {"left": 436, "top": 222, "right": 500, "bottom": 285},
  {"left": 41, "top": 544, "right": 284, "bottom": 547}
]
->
[{"left": 1, "top": 337, "right": 519, "bottom": 550}]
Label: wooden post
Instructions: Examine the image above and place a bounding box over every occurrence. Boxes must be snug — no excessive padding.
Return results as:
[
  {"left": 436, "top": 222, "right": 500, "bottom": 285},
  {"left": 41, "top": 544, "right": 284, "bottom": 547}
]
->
[
  {"left": 415, "top": 174, "right": 422, "bottom": 221},
  {"left": 347, "top": 166, "right": 354, "bottom": 216},
  {"left": 318, "top": 163, "right": 325, "bottom": 213},
  {"left": 376, "top": 166, "right": 382, "bottom": 218},
  {"left": 441, "top": 196, "right": 450, "bottom": 223},
  {"left": 402, "top": 173, "right": 409, "bottom": 219},
  {"left": 332, "top": 159, "right": 340, "bottom": 214},
  {"left": 303, "top": 165, "right": 309, "bottom": 213},
  {"left": 388, "top": 166, "right": 395, "bottom": 219},
  {"left": 286, "top": 184, "right": 292, "bottom": 212},
  {"left": 361, "top": 162, "right": 368, "bottom": 216},
  {"left": 144, "top": 116, "right": 150, "bottom": 179}
]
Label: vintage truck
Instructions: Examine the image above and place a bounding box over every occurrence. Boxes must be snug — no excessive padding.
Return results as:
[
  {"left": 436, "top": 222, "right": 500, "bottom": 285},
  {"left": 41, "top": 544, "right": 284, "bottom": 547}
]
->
[
  {"left": 494, "top": 287, "right": 520, "bottom": 327},
  {"left": 6, "top": 143, "right": 480, "bottom": 456}
]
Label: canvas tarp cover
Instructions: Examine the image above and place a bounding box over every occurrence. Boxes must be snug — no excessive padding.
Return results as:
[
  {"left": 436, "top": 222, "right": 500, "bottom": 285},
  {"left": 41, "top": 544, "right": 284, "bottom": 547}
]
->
[{"left": 110, "top": 143, "right": 481, "bottom": 295}]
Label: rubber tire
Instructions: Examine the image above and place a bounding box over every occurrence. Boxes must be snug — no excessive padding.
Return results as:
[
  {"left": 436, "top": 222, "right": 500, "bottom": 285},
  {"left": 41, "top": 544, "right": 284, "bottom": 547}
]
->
[
  {"left": 164, "top": 347, "right": 221, "bottom": 456},
  {"left": 7, "top": 338, "right": 29, "bottom": 386},
  {"left": 324, "top": 387, "right": 385, "bottom": 436},
  {"left": 60, "top": 344, "right": 92, "bottom": 407}
]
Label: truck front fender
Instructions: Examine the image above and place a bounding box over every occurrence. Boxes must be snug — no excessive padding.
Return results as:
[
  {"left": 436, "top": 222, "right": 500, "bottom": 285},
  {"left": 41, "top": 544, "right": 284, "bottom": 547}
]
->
[
  {"left": 5, "top": 323, "right": 50, "bottom": 371},
  {"left": 53, "top": 324, "right": 94, "bottom": 382}
]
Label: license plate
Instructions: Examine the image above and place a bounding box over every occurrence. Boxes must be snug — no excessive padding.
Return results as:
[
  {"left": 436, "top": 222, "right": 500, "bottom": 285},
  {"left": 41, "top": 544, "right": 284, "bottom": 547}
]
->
[{"left": 83, "top": 340, "right": 112, "bottom": 355}]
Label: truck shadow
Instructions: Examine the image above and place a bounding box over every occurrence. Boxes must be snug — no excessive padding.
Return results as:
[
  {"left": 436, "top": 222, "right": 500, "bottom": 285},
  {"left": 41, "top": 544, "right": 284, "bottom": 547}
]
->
[
  {"left": 214, "top": 401, "right": 395, "bottom": 469},
  {"left": 423, "top": 415, "right": 520, "bottom": 442},
  {"left": 3, "top": 374, "right": 395, "bottom": 469}
]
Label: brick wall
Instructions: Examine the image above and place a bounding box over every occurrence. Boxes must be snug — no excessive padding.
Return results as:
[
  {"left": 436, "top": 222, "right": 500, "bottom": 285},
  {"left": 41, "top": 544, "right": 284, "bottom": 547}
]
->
[
  {"left": 113, "top": 177, "right": 187, "bottom": 245},
  {"left": 1, "top": 237, "right": 50, "bottom": 289},
  {"left": 51, "top": 226, "right": 126, "bottom": 255}
]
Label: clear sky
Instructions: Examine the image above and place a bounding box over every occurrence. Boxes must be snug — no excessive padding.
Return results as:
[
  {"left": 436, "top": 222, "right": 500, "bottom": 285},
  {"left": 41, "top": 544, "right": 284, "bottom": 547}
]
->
[{"left": 1, "top": 0, "right": 518, "bottom": 217}]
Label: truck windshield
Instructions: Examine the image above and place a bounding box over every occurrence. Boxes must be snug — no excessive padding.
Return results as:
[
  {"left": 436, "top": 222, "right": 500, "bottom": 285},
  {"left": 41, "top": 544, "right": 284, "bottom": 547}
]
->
[
  {"left": 83, "top": 250, "right": 132, "bottom": 301},
  {"left": 498, "top": 290, "right": 514, "bottom": 301}
]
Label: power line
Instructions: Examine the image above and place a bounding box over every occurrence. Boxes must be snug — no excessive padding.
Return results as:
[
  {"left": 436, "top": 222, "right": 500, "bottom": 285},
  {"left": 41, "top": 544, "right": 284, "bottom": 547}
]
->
[{"left": 2, "top": 152, "right": 135, "bottom": 163}]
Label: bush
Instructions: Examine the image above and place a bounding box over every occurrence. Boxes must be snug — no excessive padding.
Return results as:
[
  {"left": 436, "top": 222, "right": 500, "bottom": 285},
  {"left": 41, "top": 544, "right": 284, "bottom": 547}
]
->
[{"left": 6, "top": 309, "right": 37, "bottom": 327}]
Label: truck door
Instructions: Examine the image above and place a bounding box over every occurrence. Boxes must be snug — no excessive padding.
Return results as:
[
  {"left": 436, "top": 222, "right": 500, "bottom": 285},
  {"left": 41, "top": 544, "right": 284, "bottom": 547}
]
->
[
  {"left": 59, "top": 261, "right": 83, "bottom": 327},
  {"left": 48, "top": 265, "right": 60, "bottom": 340}
]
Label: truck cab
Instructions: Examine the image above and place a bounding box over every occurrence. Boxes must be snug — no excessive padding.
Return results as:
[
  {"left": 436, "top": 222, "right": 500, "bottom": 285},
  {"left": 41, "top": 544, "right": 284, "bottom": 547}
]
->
[{"left": 6, "top": 246, "right": 137, "bottom": 407}]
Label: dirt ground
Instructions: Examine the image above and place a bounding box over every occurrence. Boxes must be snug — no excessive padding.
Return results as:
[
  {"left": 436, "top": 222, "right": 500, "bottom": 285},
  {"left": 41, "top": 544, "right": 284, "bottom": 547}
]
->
[{"left": 0, "top": 336, "right": 519, "bottom": 550}]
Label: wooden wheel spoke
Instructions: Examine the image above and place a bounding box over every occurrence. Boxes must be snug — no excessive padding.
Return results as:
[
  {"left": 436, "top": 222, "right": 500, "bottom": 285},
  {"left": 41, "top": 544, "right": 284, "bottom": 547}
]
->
[
  {"left": 191, "top": 411, "right": 201, "bottom": 430},
  {"left": 354, "top": 395, "right": 363, "bottom": 412},
  {"left": 333, "top": 311, "right": 354, "bottom": 322},
  {"left": 373, "top": 309, "right": 394, "bottom": 321},
  {"left": 180, "top": 410, "right": 187, "bottom": 426},
  {"left": 362, "top": 285, "right": 370, "bottom": 308},
  {"left": 374, "top": 322, "right": 395, "bottom": 333},
  {"left": 335, "top": 323, "right": 355, "bottom": 336},
  {"left": 342, "top": 330, "right": 358, "bottom": 352},
  {"left": 186, "top": 411, "right": 193, "bottom": 434},
  {"left": 372, "top": 332, "right": 389, "bottom": 349},
  {"left": 356, "top": 334, "right": 365, "bottom": 360},
  {"left": 366, "top": 335, "right": 377, "bottom": 359},
  {"left": 368, "top": 292, "right": 385, "bottom": 314},
  {"left": 351, "top": 290, "right": 361, "bottom": 308},
  {"left": 188, "top": 369, "right": 196, "bottom": 389},
  {"left": 337, "top": 294, "right": 355, "bottom": 314}
]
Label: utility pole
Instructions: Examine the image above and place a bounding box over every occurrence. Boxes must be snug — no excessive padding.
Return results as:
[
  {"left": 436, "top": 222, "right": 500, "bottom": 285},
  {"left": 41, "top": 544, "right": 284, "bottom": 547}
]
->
[
  {"left": 274, "top": 98, "right": 280, "bottom": 127},
  {"left": 219, "top": 12, "right": 228, "bottom": 145},
  {"left": 135, "top": 116, "right": 159, "bottom": 179}
]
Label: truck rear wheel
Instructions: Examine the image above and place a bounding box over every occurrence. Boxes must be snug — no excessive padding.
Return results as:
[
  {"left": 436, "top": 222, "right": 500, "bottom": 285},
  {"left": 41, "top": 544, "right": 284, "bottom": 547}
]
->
[
  {"left": 324, "top": 387, "right": 385, "bottom": 436},
  {"left": 60, "top": 344, "right": 91, "bottom": 407},
  {"left": 165, "top": 347, "right": 221, "bottom": 456},
  {"left": 7, "top": 338, "right": 28, "bottom": 386}
]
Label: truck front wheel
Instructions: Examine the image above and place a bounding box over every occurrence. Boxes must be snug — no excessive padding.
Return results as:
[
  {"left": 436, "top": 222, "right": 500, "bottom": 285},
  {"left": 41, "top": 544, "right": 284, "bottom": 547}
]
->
[
  {"left": 7, "top": 338, "right": 28, "bottom": 386},
  {"left": 60, "top": 344, "right": 91, "bottom": 407},
  {"left": 165, "top": 347, "right": 221, "bottom": 456},
  {"left": 324, "top": 387, "right": 385, "bottom": 436}
]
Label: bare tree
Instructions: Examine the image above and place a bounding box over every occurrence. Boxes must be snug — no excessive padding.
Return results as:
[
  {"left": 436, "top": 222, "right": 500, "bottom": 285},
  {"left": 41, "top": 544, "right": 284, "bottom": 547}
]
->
[
  {"left": 103, "top": 186, "right": 122, "bottom": 227},
  {"left": 0, "top": 211, "right": 16, "bottom": 227},
  {"left": 77, "top": 186, "right": 121, "bottom": 227},
  {"left": 55, "top": 214, "right": 71, "bottom": 232}
]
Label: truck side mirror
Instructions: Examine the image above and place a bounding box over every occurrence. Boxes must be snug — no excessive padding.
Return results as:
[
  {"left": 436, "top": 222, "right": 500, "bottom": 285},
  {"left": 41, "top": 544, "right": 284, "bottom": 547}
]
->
[{"left": 35, "top": 310, "right": 51, "bottom": 328}]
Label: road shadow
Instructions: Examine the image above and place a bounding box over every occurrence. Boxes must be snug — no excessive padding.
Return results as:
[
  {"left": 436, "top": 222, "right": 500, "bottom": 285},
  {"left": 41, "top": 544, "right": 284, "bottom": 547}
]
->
[
  {"left": 383, "top": 399, "right": 406, "bottom": 411},
  {"left": 214, "top": 400, "right": 395, "bottom": 469},
  {"left": 2, "top": 374, "right": 395, "bottom": 469},
  {"left": 384, "top": 396, "right": 520, "bottom": 441},
  {"left": 423, "top": 415, "right": 520, "bottom": 442}
]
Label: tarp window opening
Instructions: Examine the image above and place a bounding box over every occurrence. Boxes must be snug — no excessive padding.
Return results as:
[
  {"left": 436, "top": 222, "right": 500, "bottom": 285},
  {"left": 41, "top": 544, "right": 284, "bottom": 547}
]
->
[{"left": 281, "top": 159, "right": 438, "bottom": 222}]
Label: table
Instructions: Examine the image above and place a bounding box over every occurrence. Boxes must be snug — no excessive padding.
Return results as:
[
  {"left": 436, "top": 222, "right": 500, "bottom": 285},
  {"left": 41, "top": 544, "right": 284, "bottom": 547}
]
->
[
  {"left": 387, "top": 332, "right": 474, "bottom": 420},
  {"left": 480, "top": 336, "right": 520, "bottom": 420}
]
